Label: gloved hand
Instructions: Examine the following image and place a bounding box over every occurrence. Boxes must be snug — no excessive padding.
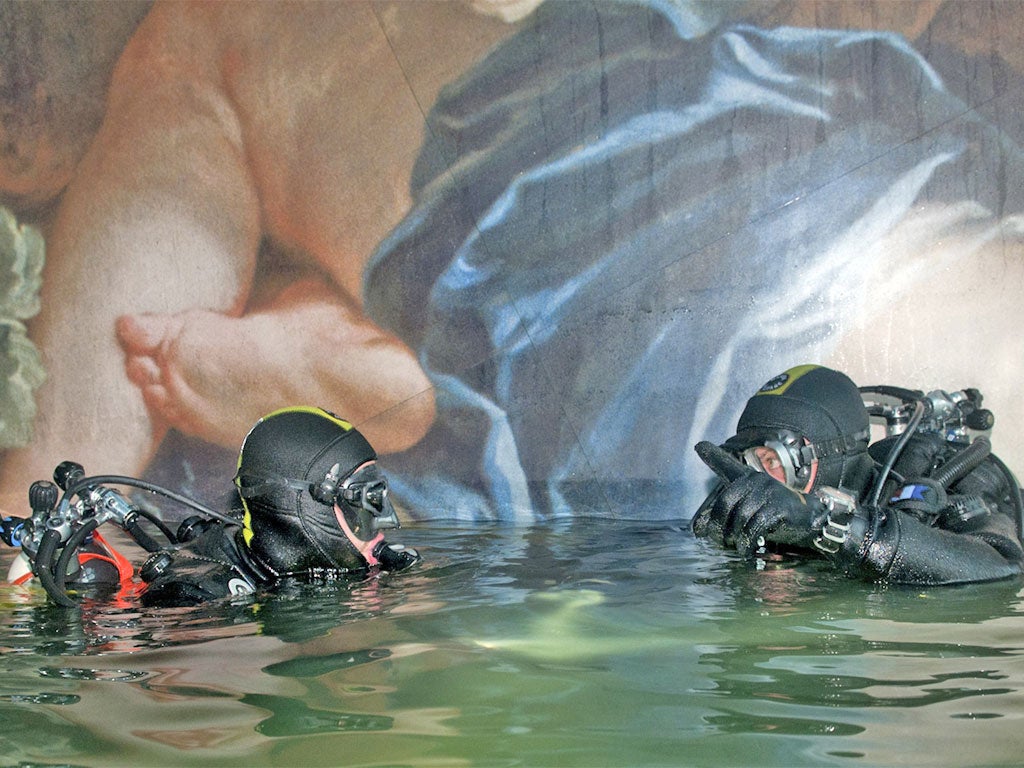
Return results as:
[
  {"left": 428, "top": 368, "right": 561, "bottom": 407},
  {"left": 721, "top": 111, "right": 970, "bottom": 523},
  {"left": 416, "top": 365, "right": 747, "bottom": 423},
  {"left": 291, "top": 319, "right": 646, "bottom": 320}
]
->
[
  {"left": 692, "top": 441, "right": 824, "bottom": 558},
  {"left": 373, "top": 541, "right": 421, "bottom": 572}
]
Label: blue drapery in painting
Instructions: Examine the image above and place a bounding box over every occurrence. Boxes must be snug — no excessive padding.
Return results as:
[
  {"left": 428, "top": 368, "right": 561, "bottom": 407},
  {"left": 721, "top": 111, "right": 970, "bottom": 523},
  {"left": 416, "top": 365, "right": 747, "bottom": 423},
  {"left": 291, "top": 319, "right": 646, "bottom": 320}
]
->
[{"left": 364, "top": 1, "right": 1023, "bottom": 521}]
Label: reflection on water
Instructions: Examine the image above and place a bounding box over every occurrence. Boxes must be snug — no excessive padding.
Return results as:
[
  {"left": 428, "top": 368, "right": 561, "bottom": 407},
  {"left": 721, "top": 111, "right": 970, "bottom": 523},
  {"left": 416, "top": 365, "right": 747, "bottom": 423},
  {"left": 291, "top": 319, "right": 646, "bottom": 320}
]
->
[{"left": 1, "top": 520, "right": 1023, "bottom": 767}]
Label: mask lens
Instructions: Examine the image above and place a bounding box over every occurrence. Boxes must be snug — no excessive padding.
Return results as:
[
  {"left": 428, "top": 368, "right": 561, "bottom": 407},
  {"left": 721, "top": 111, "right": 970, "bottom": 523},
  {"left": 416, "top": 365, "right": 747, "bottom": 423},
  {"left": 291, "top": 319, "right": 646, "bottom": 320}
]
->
[
  {"left": 740, "top": 434, "right": 804, "bottom": 488},
  {"left": 742, "top": 446, "right": 774, "bottom": 474},
  {"left": 362, "top": 481, "right": 388, "bottom": 514},
  {"left": 341, "top": 464, "right": 396, "bottom": 522}
]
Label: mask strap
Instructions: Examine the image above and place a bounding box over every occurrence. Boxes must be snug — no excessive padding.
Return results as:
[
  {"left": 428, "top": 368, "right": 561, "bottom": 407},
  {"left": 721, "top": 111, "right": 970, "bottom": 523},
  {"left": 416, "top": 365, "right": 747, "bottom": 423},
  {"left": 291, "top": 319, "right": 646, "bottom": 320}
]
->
[{"left": 235, "top": 473, "right": 311, "bottom": 499}]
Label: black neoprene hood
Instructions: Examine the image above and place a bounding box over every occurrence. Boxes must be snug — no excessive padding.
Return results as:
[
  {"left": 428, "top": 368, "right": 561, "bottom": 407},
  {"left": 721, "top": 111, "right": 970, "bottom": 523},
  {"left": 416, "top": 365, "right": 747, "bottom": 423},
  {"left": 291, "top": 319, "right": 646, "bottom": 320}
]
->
[
  {"left": 234, "top": 407, "right": 379, "bottom": 576},
  {"left": 724, "top": 366, "right": 869, "bottom": 450},
  {"left": 236, "top": 407, "right": 376, "bottom": 489},
  {"left": 722, "top": 364, "right": 872, "bottom": 491}
]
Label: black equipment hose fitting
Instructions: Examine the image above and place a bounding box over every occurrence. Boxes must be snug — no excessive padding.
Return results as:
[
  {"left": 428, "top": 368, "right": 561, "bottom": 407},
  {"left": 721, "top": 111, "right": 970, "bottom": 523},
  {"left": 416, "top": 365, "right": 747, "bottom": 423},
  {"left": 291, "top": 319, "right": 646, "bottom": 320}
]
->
[
  {"left": 34, "top": 528, "right": 77, "bottom": 608},
  {"left": 51, "top": 518, "right": 101, "bottom": 605}
]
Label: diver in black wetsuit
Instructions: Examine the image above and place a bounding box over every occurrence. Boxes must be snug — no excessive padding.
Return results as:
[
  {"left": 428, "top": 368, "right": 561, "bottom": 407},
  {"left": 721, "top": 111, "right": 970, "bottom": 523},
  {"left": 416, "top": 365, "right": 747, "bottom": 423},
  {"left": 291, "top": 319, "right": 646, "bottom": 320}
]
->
[
  {"left": 3, "top": 407, "right": 419, "bottom": 606},
  {"left": 139, "top": 406, "right": 421, "bottom": 605},
  {"left": 692, "top": 365, "right": 1024, "bottom": 585}
]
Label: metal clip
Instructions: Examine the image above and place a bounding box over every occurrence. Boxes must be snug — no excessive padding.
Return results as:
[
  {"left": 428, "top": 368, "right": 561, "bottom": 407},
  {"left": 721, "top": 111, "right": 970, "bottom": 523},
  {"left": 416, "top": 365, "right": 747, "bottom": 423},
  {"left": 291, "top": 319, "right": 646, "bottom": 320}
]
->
[{"left": 813, "top": 486, "right": 858, "bottom": 555}]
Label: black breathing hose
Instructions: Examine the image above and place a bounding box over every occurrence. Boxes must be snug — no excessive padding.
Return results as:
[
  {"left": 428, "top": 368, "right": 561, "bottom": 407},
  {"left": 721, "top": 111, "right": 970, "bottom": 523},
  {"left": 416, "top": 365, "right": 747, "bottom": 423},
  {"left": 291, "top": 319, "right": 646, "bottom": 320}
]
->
[
  {"left": 860, "top": 385, "right": 926, "bottom": 403},
  {"left": 931, "top": 436, "right": 992, "bottom": 489},
  {"left": 132, "top": 507, "right": 178, "bottom": 547},
  {"left": 124, "top": 517, "right": 164, "bottom": 552},
  {"left": 868, "top": 399, "right": 926, "bottom": 508},
  {"left": 61, "top": 474, "right": 238, "bottom": 525},
  {"left": 33, "top": 528, "right": 78, "bottom": 608},
  {"left": 51, "top": 517, "right": 101, "bottom": 605}
]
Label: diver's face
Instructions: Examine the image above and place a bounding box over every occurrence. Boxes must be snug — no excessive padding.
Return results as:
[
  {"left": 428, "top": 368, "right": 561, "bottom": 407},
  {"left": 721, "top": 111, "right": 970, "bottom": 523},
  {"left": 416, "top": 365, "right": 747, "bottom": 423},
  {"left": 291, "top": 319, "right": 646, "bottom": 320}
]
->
[
  {"left": 741, "top": 438, "right": 818, "bottom": 493},
  {"left": 334, "top": 460, "right": 400, "bottom": 542},
  {"left": 751, "top": 445, "right": 787, "bottom": 484}
]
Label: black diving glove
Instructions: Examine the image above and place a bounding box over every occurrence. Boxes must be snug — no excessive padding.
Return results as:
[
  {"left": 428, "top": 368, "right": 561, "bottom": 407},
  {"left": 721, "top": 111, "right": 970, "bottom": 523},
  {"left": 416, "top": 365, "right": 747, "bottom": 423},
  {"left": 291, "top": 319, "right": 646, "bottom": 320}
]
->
[{"left": 692, "top": 441, "right": 825, "bottom": 558}]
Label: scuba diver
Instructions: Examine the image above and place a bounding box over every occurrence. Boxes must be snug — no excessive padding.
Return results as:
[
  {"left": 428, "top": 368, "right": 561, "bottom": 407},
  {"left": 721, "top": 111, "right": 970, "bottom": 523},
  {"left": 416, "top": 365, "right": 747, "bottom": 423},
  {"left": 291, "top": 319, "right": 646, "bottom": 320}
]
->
[
  {"left": 1, "top": 407, "right": 420, "bottom": 607},
  {"left": 693, "top": 364, "right": 1024, "bottom": 585}
]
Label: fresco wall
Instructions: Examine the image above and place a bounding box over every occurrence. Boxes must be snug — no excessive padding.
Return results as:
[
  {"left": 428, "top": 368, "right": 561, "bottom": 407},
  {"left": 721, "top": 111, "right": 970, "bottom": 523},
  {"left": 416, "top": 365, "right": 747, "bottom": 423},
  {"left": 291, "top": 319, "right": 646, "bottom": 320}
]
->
[{"left": 1, "top": 0, "right": 1023, "bottom": 522}]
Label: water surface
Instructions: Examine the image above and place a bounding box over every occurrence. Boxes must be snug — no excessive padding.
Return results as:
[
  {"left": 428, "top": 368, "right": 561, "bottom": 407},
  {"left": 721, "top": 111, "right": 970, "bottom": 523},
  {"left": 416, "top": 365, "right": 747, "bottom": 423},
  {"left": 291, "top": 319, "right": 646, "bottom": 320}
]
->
[{"left": 1, "top": 520, "right": 1023, "bottom": 767}]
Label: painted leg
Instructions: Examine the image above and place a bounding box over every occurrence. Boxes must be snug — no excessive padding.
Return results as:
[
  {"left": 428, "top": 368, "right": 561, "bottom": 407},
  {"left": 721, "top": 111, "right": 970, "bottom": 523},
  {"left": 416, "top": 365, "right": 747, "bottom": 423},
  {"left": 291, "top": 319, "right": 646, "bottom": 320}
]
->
[{"left": 0, "top": 65, "right": 260, "bottom": 514}]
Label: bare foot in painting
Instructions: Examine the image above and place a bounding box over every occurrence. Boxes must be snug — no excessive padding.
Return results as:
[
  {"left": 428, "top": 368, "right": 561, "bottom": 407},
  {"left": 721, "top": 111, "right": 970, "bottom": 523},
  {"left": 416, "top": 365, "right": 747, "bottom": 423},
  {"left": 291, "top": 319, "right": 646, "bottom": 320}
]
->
[{"left": 116, "top": 280, "right": 436, "bottom": 455}]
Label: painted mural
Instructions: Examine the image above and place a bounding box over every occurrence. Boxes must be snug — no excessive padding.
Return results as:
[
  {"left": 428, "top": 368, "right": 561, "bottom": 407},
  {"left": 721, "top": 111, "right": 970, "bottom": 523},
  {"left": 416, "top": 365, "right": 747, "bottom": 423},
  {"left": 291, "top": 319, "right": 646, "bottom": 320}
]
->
[{"left": 1, "top": 0, "right": 1023, "bottom": 522}]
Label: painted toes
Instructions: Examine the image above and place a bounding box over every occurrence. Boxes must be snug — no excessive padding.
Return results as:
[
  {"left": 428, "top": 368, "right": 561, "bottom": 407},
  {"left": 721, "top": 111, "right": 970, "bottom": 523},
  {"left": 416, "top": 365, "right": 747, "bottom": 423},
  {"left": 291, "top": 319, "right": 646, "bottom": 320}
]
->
[{"left": 115, "top": 312, "right": 182, "bottom": 355}]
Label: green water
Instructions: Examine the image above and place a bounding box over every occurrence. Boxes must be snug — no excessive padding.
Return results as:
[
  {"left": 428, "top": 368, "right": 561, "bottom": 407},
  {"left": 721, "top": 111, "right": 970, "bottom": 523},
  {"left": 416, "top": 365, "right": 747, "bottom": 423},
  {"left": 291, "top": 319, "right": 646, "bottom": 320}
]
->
[{"left": 1, "top": 520, "right": 1023, "bottom": 767}]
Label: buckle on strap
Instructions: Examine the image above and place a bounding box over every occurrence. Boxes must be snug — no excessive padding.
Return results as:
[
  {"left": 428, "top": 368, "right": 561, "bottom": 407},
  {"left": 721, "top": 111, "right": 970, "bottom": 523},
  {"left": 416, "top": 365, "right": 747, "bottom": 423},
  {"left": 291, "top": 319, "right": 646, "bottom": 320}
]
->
[{"left": 813, "top": 486, "right": 859, "bottom": 555}]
